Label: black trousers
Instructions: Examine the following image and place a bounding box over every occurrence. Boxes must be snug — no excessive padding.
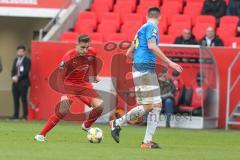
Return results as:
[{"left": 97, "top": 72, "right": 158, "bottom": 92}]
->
[{"left": 12, "top": 83, "right": 29, "bottom": 119}]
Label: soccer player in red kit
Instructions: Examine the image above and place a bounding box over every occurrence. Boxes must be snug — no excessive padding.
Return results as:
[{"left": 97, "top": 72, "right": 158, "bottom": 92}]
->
[{"left": 34, "top": 35, "right": 103, "bottom": 142}]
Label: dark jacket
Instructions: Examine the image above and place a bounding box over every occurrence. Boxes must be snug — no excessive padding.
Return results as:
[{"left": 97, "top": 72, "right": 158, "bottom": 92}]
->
[
  {"left": 199, "top": 36, "right": 224, "bottom": 47},
  {"left": 11, "top": 56, "right": 31, "bottom": 86},
  {"left": 201, "top": 0, "right": 226, "bottom": 18},
  {"left": 174, "top": 36, "right": 198, "bottom": 45},
  {"left": 227, "top": 0, "right": 240, "bottom": 16}
]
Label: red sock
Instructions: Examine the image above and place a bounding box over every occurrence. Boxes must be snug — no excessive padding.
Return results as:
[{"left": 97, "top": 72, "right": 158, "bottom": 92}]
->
[
  {"left": 84, "top": 107, "right": 103, "bottom": 128},
  {"left": 39, "top": 112, "right": 64, "bottom": 136}
]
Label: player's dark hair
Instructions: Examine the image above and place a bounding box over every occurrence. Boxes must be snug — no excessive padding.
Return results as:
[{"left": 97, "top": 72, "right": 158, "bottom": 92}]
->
[
  {"left": 147, "top": 7, "right": 160, "bottom": 18},
  {"left": 17, "top": 45, "right": 26, "bottom": 51},
  {"left": 78, "top": 34, "right": 90, "bottom": 43}
]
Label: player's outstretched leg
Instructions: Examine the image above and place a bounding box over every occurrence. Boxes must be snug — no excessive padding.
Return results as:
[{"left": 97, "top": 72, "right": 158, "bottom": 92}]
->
[
  {"left": 34, "top": 96, "right": 71, "bottom": 142},
  {"left": 110, "top": 105, "right": 149, "bottom": 143},
  {"left": 82, "top": 97, "right": 103, "bottom": 132},
  {"left": 141, "top": 106, "right": 161, "bottom": 149}
]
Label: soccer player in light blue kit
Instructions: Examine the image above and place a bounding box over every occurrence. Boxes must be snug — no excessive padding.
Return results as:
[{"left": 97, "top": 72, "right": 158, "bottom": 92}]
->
[{"left": 110, "top": 7, "right": 183, "bottom": 149}]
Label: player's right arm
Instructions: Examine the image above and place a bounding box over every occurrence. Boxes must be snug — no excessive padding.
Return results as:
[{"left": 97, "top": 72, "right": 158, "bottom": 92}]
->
[
  {"left": 146, "top": 24, "right": 183, "bottom": 73},
  {"left": 59, "top": 50, "right": 74, "bottom": 80},
  {"left": 148, "top": 38, "right": 183, "bottom": 73},
  {"left": 146, "top": 24, "right": 183, "bottom": 72}
]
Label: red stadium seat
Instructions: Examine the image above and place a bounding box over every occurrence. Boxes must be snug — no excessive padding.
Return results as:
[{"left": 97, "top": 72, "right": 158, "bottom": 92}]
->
[
  {"left": 139, "top": 0, "right": 160, "bottom": 6},
  {"left": 162, "top": 0, "right": 183, "bottom": 2},
  {"left": 61, "top": 32, "right": 78, "bottom": 42},
  {"left": 77, "top": 11, "right": 97, "bottom": 27},
  {"left": 121, "top": 13, "right": 144, "bottom": 25},
  {"left": 184, "top": 2, "right": 203, "bottom": 23},
  {"left": 179, "top": 80, "right": 207, "bottom": 114},
  {"left": 91, "top": 0, "right": 113, "bottom": 12},
  {"left": 161, "top": 6, "right": 181, "bottom": 22},
  {"left": 121, "top": 21, "right": 142, "bottom": 41},
  {"left": 168, "top": 23, "right": 191, "bottom": 38},
  {"left": 114, "top": 5, "right": 134, "bottom": 19},
  {"left": 159, "top": 14, "right": 168, "bottom": 27},
  {"left": 192, "top": 25, "right": 208, "bottom": 41},
  {"left": 74, "top": 21, "right": 95, "bottom": 34},
  {"left": 114, "top": 0, "right": 136, "bottom": 13},
  {"left": 137, "top": 1, "right": 160, "bottom": 15},
  {"left": 219, "top": 16, "right": 239, "bottom": 28},
  {"left": 169, "top": 14, "right": 192, "bottom": 27},
  {"left": 97, "top": 21, "right": 119, "bottom": 36},
  {"left": 158, "top": 21, "right": 167, "bottom": 33},
  {"left": 217, "top": 26, "right": 237, "bottom": 45},
  {"left": 100, "top": 12, "right": 121, "bottom": 29},
  {"left": 95, "top": 11, "right": 111, "bottom": 23},
  {"left": 88, "top": 33, "right": 104, "bottom": 43},
  {"left": 159, "top": 35, "right": 175, "bottom": 44},
  {"left": 105, "top": 33, "right": 128, "bottom": 42},
  {"left": 195, "top": 15, "right": 216, "bottom": 28},
  {"left": 162, "top": 1, "right": 183, "bottom": 12},
  {"left": 228, "top": 37, "right": 240, "bottom": 48}
]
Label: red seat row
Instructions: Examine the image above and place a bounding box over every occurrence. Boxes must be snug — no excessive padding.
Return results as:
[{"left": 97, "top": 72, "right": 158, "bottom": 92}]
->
[
  {"left": 61, "top": 31, "right": 240, "bottom": 48},
  {"left": 61, "top": 0, "right": 239, "bottom": 47}
]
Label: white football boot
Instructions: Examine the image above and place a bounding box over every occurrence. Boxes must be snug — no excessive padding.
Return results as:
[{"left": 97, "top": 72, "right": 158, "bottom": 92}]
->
[
  {"left": 34, "top": 134, "right": 46, "bottom": 142},
  {"left": 82, "top": 122, "right": 90, "bottom": 132}
]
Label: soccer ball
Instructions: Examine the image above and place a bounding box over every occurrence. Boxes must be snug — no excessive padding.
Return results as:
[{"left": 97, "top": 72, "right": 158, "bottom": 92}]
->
[{"left": 87, "top": 127, "right": 103, "bottom": 143}]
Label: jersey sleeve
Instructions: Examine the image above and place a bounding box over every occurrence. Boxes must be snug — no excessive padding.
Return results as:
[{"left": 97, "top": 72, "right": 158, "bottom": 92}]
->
[
  {"left": 59, "top": 49, "right": 75, "bottom": 70},
  {"left": 145, "top": 24, "right": 158, "bottom": 41}
]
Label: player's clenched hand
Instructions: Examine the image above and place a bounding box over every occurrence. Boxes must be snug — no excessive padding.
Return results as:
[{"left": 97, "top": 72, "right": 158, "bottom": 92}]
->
[{"left": 168, "top": 61, "right": 183, "bottom": 73}]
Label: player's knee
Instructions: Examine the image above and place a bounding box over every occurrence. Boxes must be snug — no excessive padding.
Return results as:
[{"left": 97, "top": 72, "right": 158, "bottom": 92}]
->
[
  {"left": 59, "top": 97, "right": 71, "bottom": 114},
  {"left": 92, "top": 98, "right": 104, "bottom": 110},
  {"left": 59, "top": 102, "right": 70, "bottom": 114}
]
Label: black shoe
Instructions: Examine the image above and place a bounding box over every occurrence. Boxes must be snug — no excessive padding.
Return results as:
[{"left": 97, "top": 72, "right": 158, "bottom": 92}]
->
[{"left": 109, "top": 120, "right": 121, "bottom": 143}]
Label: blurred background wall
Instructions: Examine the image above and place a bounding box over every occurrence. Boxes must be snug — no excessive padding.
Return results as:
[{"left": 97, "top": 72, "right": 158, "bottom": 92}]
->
[{"left": 0, "top": 17, "right": 49, "bottom": 117}]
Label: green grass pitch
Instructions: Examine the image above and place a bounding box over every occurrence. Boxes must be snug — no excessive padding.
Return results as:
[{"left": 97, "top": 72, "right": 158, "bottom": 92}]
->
[{"left": 0, "top": 120, "right": 240, "bottom": 160}]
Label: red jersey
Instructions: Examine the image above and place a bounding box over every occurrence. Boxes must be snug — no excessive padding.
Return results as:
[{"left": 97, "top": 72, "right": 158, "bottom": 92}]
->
[{"left": 60, "top": 47, "right": 97, "bottom": 86}]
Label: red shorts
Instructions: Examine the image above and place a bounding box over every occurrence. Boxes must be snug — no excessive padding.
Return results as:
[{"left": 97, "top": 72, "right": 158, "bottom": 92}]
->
[{"left": 66, "top": 84, "right": 101, "bottom": 107}]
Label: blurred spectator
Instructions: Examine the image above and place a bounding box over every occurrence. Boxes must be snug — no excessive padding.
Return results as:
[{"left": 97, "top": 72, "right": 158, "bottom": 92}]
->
[
  {"left": 174, "top": 29, "right": 198, "bottom": 45},
  {"left": 199, "top": 27, "right": 224, "bottom": 47},
  {"left": 227, "top": 0, "right": 240, "bottom": 16},
  {"left": 11, "top": 45, "right": 31, "bottom": 120},
  {"left": 227, "top": 0, "right": 240, "bottom": 34},
  {"left": 201, "top": 0, "right": 226, "bottom": 22},
  {"left": 0, "top": 57, "right": 2, "bottom": 73},
  {"left": 160, "top": 72, "right": 177, "bottom": 128}
]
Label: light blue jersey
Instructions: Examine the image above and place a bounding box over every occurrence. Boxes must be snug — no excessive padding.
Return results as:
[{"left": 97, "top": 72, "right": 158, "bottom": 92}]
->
[{"left": 133, "top": 21, "right": 159, "bottom": 72}]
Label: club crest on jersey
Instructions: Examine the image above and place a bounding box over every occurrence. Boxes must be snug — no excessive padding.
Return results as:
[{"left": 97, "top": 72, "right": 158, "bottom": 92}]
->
[
  {"left": 152, "top": 29, "right": 158, "bottom": 36},
  {"left": 59, "top": 61, "right": 65, "bottom": 69}
]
